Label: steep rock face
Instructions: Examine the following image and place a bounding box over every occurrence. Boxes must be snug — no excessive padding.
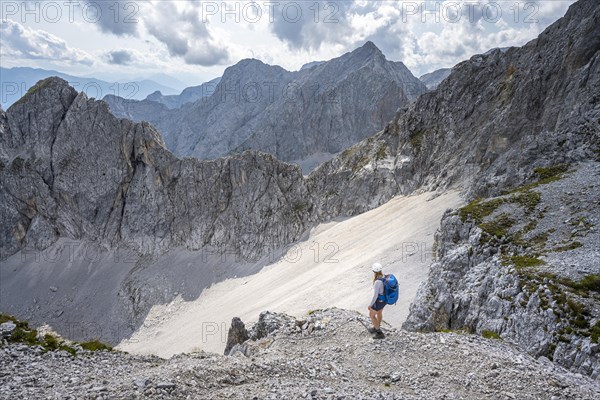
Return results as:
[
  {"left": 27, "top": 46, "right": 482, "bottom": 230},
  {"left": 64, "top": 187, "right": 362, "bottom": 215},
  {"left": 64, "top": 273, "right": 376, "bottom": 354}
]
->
[
  {"left": 307, "top": 0, "right": 599, "bottom": 216},
  {"left": 104, "top": 42, "right": 425, "bottom": 169},
  {"left": 0, "top": 77, "right": 312, "bottom": 261},
  {"left": 404, "top": 162, "right": 600, "bottom": 378}
]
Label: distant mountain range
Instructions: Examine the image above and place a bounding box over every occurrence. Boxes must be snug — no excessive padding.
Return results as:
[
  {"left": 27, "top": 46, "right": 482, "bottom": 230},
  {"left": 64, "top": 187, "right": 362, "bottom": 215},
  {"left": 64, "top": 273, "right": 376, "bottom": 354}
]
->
[
  {"left": 419, "top": 68, "right": 452, "bottom": 90},
  {"left": 0, "top": 67, "right": 180, "bottom": 109},
  {"left": 419, "top": 48, "right": 511, "bottom": 91},
  {"left": 144, "top": 77, "right": 222, "bottom": 109},
  {"left": 104, "top": 41, "right": 427, "bottom": 172}
]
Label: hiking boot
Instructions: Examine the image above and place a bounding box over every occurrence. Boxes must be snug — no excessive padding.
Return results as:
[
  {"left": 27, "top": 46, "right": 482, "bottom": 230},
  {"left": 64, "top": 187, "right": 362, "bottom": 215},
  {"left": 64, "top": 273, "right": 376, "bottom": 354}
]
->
[
  {"left": 374, "top": 329, "right": 385, "bottom": 339},
  {"left": 368, "top": 327, "right": 377, "bottom": 334}
]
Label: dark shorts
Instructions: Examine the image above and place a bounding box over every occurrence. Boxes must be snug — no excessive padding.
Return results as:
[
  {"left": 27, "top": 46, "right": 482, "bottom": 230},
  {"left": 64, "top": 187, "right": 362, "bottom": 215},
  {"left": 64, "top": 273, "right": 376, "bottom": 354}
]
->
[{"left": 372, "top": 300, "right": 386, "bottom": 311}]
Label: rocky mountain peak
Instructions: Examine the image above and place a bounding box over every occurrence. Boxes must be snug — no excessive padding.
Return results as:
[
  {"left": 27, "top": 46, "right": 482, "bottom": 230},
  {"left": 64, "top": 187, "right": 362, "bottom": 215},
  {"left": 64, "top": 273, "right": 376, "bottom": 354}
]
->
[
  {"left": 8, "top": 76, "right": 77, "bottom": 112},
  {"left": 145, "top": 90, "right": 163, "bottom": 101},
  {"left": 333, "top": 40, "right": 387, "bottom": 69},
  {"left": 222, "top": 58, "right": 288, "bottom": 80},
  {"left": 357, "top": 40, "right": 384, "bottom": 57}
]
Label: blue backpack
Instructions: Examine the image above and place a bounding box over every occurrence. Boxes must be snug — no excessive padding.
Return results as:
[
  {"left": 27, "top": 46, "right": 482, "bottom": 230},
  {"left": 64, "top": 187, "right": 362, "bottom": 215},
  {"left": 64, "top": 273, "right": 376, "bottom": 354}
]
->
[{"left": 378, "top": 274, "right": 399, "bottom": 305}]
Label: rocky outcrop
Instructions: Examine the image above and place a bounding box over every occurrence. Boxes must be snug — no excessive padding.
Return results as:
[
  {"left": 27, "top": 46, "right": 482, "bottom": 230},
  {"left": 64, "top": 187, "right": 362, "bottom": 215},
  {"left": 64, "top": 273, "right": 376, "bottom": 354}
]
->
[
  {"left": 247, "top": 311, "right": 294, "bottom": 341},
  {"left": 104, "top": 42, "right": 426, "bottom": 170},
  {"left": 223, "top": 317, "right": 248, "bottom": 356},
  {"left": 5, "top": 309, "right": 600, "bottom": 398},
  {"left": 404, "top": 161, "right": 600, "bottom": 378}
]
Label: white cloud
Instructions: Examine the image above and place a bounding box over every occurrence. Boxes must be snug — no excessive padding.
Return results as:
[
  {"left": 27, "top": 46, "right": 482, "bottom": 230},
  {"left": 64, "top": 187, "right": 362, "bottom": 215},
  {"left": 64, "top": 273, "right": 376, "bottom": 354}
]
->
[
  {"left": 0, "top": 0, "right": 575, "bottom": 79},
  {"left": 105, "top": 49, "right": 137, "bottom": 65},
  {"left": 82, "top": 0, "right": 139, "bottom": 37},
  {"left": 0, "top": 19, "right": 93, "bottom": 65},
  {"left": 141, "top": 1, "right": 230, "bottom": 66}
]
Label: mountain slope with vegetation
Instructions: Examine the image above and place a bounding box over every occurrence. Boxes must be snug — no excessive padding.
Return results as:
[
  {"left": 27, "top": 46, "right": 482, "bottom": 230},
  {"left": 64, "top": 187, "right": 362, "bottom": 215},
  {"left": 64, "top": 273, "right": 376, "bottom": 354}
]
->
[{"left": 404, "top": 161, "right": 600, "bottom": 377}]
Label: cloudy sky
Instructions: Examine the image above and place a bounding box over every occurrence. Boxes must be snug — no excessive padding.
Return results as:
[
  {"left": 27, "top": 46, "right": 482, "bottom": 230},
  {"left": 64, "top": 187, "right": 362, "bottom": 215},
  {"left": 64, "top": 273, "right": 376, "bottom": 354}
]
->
[{"left": 1, "top": 0, "right": 575, "bottom": 88}]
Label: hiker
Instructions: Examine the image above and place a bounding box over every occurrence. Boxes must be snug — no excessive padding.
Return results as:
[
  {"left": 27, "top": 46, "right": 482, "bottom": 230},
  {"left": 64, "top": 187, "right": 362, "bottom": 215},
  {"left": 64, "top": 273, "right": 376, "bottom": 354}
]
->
[{"left": 368, "top": 262, "right": 386, "bottom": 339}]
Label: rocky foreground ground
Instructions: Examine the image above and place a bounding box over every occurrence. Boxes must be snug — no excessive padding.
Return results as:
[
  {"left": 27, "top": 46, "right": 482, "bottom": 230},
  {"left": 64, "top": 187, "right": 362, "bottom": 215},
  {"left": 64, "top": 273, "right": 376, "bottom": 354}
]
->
[{"left": 1, "top": 309, "right": 599, "bottom": 399}]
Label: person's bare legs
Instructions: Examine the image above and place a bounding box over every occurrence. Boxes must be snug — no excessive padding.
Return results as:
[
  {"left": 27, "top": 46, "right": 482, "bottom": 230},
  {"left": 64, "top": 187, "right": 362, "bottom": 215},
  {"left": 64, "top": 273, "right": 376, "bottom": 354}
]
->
[
  {"left": 375, "top": 310, "right": 383, "bottom": 329},
  {"left": 369, "top": 308, "right": 380, "bottom": 329}
]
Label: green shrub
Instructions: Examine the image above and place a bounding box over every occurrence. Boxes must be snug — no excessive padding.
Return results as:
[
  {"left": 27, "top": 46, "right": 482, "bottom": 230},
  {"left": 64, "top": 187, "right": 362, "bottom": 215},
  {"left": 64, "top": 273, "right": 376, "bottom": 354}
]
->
[
  {"left": 44, "top": 334, "right": 59, "bottom": 350},
  {"left": 10, "top": 328, "right": 39, "bottom": 346},
  {"left": 292, "top": 201, "right": 309, "bottom": 213},
  {"left": 590, "top": 321, "right": 600, "bottom": 344}
]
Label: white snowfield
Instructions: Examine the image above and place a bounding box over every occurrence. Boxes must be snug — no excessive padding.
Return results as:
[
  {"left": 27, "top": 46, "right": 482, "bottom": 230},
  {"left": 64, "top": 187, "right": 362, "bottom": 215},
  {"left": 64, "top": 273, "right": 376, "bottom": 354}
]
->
[{"left": 118, "top": 190, "right": 462, "bottom": 357}]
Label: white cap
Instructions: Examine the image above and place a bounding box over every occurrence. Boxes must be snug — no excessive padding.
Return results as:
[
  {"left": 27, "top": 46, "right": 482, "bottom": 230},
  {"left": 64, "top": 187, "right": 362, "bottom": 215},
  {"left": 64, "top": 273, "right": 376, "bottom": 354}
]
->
[{"left": 372, "top": 262, "right": 383, "bottom": 272}]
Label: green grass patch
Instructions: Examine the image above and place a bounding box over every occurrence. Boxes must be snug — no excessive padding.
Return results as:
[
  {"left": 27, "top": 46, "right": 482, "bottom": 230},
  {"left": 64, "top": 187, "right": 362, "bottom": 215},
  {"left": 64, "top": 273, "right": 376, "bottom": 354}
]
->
[
  {"left": 547, "top": 343, "right": 557, "bottom": 360},
  {"left": 459, "top": 190, "right": 540, "bottom": 224},
  {"left": 436, "top": 328, "right": 470, "bottom": 335},
  {"left": 528, "top": 231, "right": 549, "bottom": 249},
  {"left": 479, "top": 213, "right": 515, "bottom": 238},
  {"left": 551, "top": 241, "right": 583, "bottom": 252},
  {"left": 534, "top": 164, "right": 569, "bottom": 182},
  {"left": 506, "top": 164, "right": 570, "bottom": 193},
  {"left": 522, "top": 220, "right": 538, "bottom": 234},
  {"left": 563, "top": 275, "right": 600, "bottom": 294},
  {"left": 1, "top": 313, "right": 112, "bottom": 356},
  {"left": 506, "top": 255, "right": 545, "bottom": 269},
  {"left": 510, "top": 191, "right": 541, "bottom": 213},
  {"left": 341, "top": 146, "right": 359, "bottom": 160},
  {"left": 570, "top": 216, "right": 593, "bottom": 229},
  {"left": 80, "top": 340, "right": 113, "bottom": 352},
  {"left": 482, "top": 330, "right": 501, "bottom": 340},
  {"left": 458, "top": 198, "right": 505, "bottom": 223}
]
